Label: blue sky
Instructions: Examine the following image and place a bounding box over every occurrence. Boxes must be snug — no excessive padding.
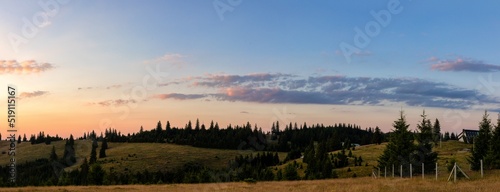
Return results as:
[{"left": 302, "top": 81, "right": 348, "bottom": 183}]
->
[{"left": 0, "top": 0, "right": 499, "bottom": 137}]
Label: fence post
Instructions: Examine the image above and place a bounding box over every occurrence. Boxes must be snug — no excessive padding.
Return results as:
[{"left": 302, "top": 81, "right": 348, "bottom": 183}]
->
[
  {"left": 400, "top": 165, "right": 402, "bottom": 178},
  {"left": 410, "top": 164, "right": 412, "bottom": 178},
  {"left": 422, "top": 163, "right": 424, "bottom": 179},
  {"left": 454, "top": 162, "right": 457, "bottom": 183},
  {"left": 435, "top": 162, "right": 438, "bottom": 181},
  {"left": 385, "top": 167, "right": 387, "bottom": 178},
  {"left": 481, "top": 159, "right": 483, "bottom": 178}
]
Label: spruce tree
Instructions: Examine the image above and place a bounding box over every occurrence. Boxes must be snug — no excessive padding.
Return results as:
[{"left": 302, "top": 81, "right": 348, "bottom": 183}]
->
[
  {"left": 101, "top": 138, "right": 108, "bottom": 150},
  {"left": 79, "top": 158, "right": 89, "bottom": 185},
  {"left": 378, "top": 110, "right": 415, "bottom": 177},
  {"left": 372, "top": 126, "right": 383, "bottom": 144},
  {"left": 469, "top": 111, "right": 493, "bottom": 170},
  {"left": 90, "top": 145, "right": 97, "bottom": 164},
  {"left": 486, "top": 114, "right": 500, "bottom": 169},
  {"left": 99, "top": 146, "right": 106, "bottom": 158},
  {"left": 50, "top": 145, "right": 58, "bottom": 161},
  {"left": 414, "top": 110, "right": 437, "bottom": 173},
  {"left": 432, "top": 118, "right": 441, "bottom": 144},
  {"left": 443, "top": 132, "right": 450, "bottom": 141}
]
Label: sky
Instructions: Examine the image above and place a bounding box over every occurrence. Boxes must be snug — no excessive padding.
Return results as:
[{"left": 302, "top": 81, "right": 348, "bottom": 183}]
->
[{"left": 1, "top": 0, "right": 500, "bottom": 138}]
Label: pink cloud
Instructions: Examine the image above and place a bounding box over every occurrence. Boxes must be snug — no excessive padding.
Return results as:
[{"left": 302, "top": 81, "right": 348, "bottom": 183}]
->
[{"left": 0, "top": 60, "right": 54, "bottom": 74}]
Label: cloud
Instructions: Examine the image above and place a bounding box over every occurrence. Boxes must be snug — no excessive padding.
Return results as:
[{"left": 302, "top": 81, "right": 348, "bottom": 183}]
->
[
  {"left": 144, "top": 53, "right": 187, "bottom": 67},
  {"left": 0, "top": 60, "right": 54, "bottom": 74},
  {"left": 19, "top": 91, "right": 48, "bottom": 99},
  {"left": 151, "top": 73, "right": 499, "bottom": 110},
  {"left": 430, "top": 57, "right": 500, "bottom": 72},
  {"left": 78, "top": 84, "right": 125, "bottom": 90},
  {"left": 192, "top": 73, "right": 295, "bottom": 88},
  {"left": 240, "top": 111, "right": 249, "bottom": 114},
  {"left": 89, "top": 99, "right": 137, "bottom": 107},
  {"left": 151, "top": 93, "right": 207, "bottom": 100}
]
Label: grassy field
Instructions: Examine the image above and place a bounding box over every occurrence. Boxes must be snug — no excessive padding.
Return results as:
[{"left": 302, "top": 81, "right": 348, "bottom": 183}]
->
[
  {"left": 0, "top": 140, "right": 287, "bottom": 173},
  {"left": 272, "top": 140, "right": 475, "bottom": 179},
  {"left": 2, "top": 139, "right": 495, "bottom": 191}
]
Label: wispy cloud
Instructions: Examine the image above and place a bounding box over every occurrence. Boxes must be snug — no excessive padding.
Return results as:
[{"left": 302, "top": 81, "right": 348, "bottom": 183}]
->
[
  {"left": 151, "top": 93, "right": 207, "bottom": 100},
  {"left": 78, "top": 84, "right": 125, "bottom": 90},
  {"left": 430, "top": 57, "right": 500, "bottom": 72},
  {"left": 143, "top": 53, "right": 187, "bottom": 68},
  {"left": 0, "top": 60, "right": 54, "bottom": 74},
  {"left": 88, "top": 99, "right": 137, "bottom": 107},
  {"left": 19, "top": 91, "right": 49, "bottom": 99}
]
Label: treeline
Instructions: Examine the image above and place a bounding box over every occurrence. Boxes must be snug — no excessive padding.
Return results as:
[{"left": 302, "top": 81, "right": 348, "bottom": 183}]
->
[
  {"left": 28, "top": 132, "right": 63, "bottom": 145},
  {"left": 97, "top": 120, "right": 385, "bottom": 153}
]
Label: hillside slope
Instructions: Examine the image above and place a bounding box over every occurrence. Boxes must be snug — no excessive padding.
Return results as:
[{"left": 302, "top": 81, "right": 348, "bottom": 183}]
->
[{"left": 0, "top": 140, "right": 287, "bottom": 173}]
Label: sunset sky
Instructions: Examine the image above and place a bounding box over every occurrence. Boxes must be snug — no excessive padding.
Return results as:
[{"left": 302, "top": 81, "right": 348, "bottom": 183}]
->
[{"left": 1, "top": 0, "right": 500, "bottom": 138}]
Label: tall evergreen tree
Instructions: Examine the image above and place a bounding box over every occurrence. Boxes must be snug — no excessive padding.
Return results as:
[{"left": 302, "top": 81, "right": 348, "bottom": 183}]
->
[
  {"left": 372, "top": 126, "right": 383, "bottom": 144},
  {"left": 486, "top": 114, "right": 500, "bottom": 169},
  {"left": 90, "top": 144, "right": 97, "bottom": 164},
  {"left": 99, "top": 139, "right": 107, "bottom": 158},
  {"left": 432, "top": 119, "right": 441, "bottom": 145},
  {"left": 69, "top": 134, "right": 75, "bottom": 146},
  {"left": 469, "top": 111, "right": 493, "bottom": 170},
  {"left": 50, "top": 145, "right": 58, "bottom": 161},
  {"left": 378, "top": 110, "right": 415, "bottom": 177},
  {"left": 99, "top": 147, "right": 106, "bottom": 158},
  {"left": 413, "top": 110, "right": 437, "bottom": 173}
]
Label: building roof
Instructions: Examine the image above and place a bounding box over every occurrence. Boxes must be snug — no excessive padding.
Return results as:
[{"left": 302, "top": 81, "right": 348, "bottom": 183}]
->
[{"left": 458, "top": 129, "right": 479, "bottom": 144}]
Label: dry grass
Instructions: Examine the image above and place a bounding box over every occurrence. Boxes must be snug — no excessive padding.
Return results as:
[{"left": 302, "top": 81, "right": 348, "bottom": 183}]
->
[
  {"left": 0, "top": 140, "right": 287, "bottom": 173},
  {"left": 2, "top": 175, "right": 499, "bottom": 192},
  {"left": 0, "top": 139, "right": 496, "bottom": 191}
]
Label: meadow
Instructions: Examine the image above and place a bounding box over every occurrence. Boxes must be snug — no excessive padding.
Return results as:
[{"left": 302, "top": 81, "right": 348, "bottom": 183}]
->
[{"left": 1, "top": 139, "right": 495, "bottom": 191}]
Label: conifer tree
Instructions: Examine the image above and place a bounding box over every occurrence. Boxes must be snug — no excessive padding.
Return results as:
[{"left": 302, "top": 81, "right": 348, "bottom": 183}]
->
[
  {"left": 469, "top": 111, "right": 493, "bottom": 170},
  {"left": 414, "top": 110, "right": 437, "bottom": 173},
  {"left": 372, "top": 126, "right": 383, "bottom": 144},
  {"left": 99, "top": 139, "right": 107, "bottom": 158},
  {"left": 486, "top": 114, "right": 500, "bottom": 169},
  {"left": 432, "top": 119, "right": 441, "bottom": 144},
  {"left": 79, "top": 158, "right": 89, "bottom": 185},
  {"left": 378, "top": 110, "right": 415, "bottom": 176},
  {"left": 50, "top": 145, "right": 58, "bottom": 161},
  {"left": 90, "top": 144, "right": 97, "bottom": 164}
]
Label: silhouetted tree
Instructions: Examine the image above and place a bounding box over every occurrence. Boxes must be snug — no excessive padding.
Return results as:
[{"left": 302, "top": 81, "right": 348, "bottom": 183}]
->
[
  {"left": 99, "top": 139, "right": 107, "bottom": 158},
  {"left": 414, "top": 110, "right": 437, "bottom": 173},
  {"left": 50, "top": 146, "right": 58, "bottom": 161},
  {"left": 432, "top": 118, "right": 441, "bottom": 144},
  {"left": 378, "top": 110, "right": 415, "bottom": 176},
  {"left": 469, "top": 111, "right": 493, "bottom": 170},
  {"left": 486, "top": 114, "right": 500, "bottom": 169}
]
